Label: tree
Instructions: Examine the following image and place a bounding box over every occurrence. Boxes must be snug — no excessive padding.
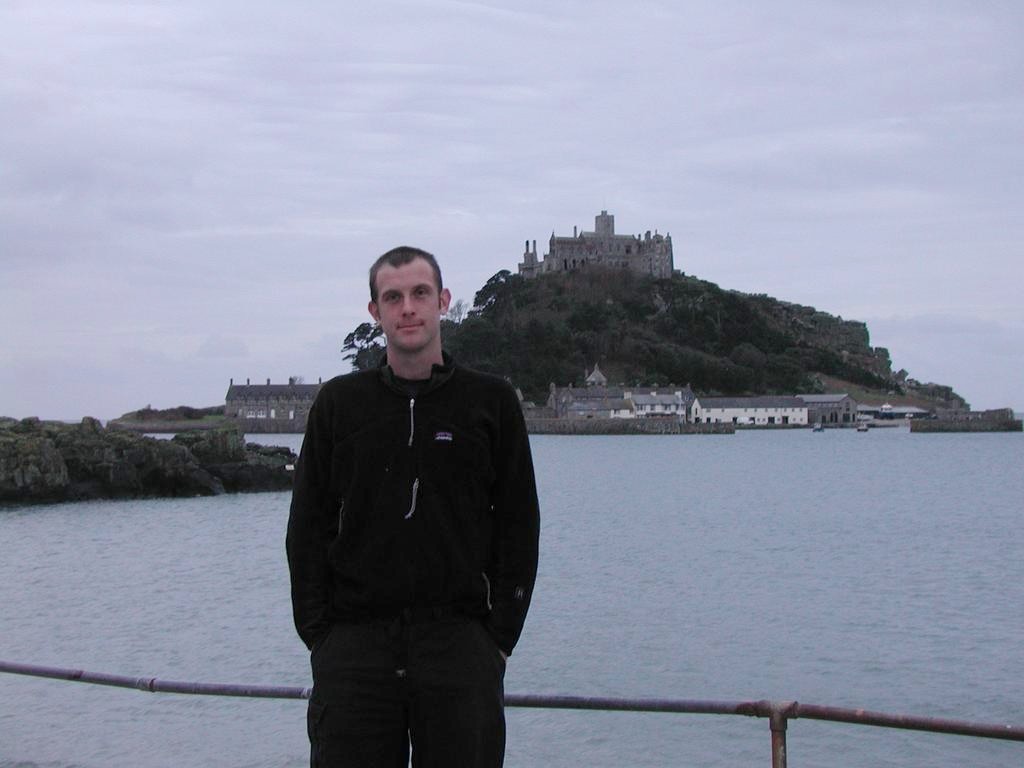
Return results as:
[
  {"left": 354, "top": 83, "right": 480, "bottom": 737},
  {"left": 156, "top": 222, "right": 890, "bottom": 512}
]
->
[
  {"left": 472, "top": 270, "right": 512, "bottom": 311},
  {"left": 341, "top": 322, "right": 385, "bottom": 371},
  {"left": 446, "top": 298, "right": 469, "bottom": 324}
]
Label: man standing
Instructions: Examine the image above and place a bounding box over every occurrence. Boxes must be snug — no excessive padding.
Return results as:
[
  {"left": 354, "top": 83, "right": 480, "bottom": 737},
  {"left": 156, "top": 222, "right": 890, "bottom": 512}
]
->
[{"left": 287, "top": 246, "right": 540, "bottom": 767}]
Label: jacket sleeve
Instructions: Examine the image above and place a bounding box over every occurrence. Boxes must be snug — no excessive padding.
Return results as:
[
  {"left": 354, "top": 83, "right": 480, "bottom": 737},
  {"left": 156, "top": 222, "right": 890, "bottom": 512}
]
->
[
  {"left": 483, "top": 383, "right": 540, "bottom": 656},
  {"left": 285, "top": 394, "right": 335, "bottom": 650}
]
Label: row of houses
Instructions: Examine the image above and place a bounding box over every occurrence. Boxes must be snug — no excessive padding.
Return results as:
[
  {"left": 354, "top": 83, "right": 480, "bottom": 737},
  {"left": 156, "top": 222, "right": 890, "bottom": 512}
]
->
[
  {"left": 545, "top": 387, "right": 933, "bottom": 426},
  {"left": 544, "top": 386, "right": 824, "bottom": 426},
  {"left": 540, "top": 365, "right": 865, "bottom": 426},
  {"left": 224, "top": 369, "right": 929, "bottom": 432},
  {"left": 546, "top": 364, "right": 952, "bottom": 426}
]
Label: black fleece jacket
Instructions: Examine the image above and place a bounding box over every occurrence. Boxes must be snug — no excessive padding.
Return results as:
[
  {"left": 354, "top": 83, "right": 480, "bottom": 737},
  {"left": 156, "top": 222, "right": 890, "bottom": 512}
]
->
[{"left": 286, "top": 354, "right": 540, "bottom": 656}]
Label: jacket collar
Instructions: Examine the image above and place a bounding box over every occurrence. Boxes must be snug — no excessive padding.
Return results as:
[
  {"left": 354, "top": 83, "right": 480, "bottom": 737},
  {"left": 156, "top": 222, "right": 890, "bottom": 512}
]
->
[{"left": 378, "top": 351, "right": 456, "bottom": 396}]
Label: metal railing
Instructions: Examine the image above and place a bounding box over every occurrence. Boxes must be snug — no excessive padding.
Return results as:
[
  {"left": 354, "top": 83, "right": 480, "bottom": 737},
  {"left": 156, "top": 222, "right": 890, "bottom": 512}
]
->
[{"left": 3, "top": 659, "right": 1023, "bottom": 767}]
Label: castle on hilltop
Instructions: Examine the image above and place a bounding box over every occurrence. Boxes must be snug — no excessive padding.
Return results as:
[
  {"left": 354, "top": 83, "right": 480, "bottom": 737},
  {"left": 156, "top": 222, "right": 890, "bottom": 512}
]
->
[{"left": 518, "top": 210, "right": 674, "bottom": 279}]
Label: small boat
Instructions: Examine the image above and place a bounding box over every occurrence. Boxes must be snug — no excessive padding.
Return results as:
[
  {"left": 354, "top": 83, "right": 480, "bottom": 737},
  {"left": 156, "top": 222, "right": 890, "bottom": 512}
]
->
[
  {"left": 812, "top": 423, "right": 825, "bottom": 432},
  {"left": 856, "top": 422, "right": 869, "bottom": 432}
]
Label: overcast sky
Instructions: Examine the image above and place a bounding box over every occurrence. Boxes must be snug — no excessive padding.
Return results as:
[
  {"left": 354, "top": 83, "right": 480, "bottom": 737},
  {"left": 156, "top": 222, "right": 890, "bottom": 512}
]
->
[{"left": 2, "top": 1, "right": 1022, "bottom": 419}]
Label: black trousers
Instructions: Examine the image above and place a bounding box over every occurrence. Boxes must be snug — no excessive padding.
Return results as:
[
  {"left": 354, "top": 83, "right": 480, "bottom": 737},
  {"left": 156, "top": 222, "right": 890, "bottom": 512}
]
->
[{"left": 307, "top": 615, "right": 507, "bottom": 768}]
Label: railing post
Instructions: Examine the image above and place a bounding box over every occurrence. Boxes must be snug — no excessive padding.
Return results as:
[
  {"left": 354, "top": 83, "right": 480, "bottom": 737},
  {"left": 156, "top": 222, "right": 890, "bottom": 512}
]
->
[{"left": 768, "top": 701, "right": 796, "bottom": 768}]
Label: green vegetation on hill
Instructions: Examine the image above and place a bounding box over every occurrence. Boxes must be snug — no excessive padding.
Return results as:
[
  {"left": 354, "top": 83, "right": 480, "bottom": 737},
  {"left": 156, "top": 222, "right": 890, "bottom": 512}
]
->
[
  {"left": 345, "top": 268, "right": 964, "bottom": 407},
  {"left": 116, "top": 405, "right": 225, "bottom": 422}
]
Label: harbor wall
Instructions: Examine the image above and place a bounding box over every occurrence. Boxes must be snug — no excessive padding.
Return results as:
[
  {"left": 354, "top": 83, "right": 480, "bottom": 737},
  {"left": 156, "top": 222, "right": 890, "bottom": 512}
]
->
[
  {"left": 525, "top": 418, "right": 734, "bottom": 435},
  {"left": 910, "top": 418, "right": 1022, "bottom": 433}
]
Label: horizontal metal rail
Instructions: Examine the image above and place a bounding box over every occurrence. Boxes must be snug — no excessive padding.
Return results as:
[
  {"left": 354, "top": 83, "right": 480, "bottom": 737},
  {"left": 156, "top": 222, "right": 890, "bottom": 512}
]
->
[{"left": 3, "top": 659, "right": 1023, "bottom": 767}]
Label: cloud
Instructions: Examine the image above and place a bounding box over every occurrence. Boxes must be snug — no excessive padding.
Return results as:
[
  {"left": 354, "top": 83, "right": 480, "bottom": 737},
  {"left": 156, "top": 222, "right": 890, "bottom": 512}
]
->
[
  {"left": 194, "top": 335, "right": 250, "bottom": 360},
  {"left": 2, "top": 1, "right": 1023, "bottom": 417},
  {"left": 865, "top": 313, "right": 1024, "bottom": 409}
]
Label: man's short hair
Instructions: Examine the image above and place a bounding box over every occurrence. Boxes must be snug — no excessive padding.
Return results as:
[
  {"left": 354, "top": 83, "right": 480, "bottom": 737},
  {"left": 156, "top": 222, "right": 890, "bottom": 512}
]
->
[{"left": 369, "top": 246, "right": 443, "bottom": 303}]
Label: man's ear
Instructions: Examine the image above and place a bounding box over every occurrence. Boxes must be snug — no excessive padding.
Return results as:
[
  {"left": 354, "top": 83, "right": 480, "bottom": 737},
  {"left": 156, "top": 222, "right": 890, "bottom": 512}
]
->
[
  {"left": 368, "top": 300, "right": 380, "bottom": 322},
  {"left": 438, "top": 288, "right": 451, "bottom": 315}
]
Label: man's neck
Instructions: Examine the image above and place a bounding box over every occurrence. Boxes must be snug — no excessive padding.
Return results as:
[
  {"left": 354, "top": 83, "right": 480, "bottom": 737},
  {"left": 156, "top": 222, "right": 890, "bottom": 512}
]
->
[{"left": 386, "top": 349, "right": 443, "bottom": 381}]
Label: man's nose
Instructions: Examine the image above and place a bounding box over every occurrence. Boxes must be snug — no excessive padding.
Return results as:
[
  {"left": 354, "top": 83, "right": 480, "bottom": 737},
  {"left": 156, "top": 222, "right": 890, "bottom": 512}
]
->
[{"left": 401, "top": 295, "right": 416, "bottom": 314}]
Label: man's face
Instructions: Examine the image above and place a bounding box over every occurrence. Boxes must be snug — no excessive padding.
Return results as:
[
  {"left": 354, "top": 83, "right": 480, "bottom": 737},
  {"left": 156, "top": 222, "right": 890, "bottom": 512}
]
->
[{"left": 368, "top": 257, "right": 451, "bottom": 361}]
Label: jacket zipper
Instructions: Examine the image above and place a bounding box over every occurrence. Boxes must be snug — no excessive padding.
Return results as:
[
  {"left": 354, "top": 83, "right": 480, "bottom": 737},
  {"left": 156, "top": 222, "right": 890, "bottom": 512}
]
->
[
  {"left": 408, "top": 397, "right": 415, "bottom": 446},
  {"left": 406, "top": 397, "right": 418, "bottom": 518}
]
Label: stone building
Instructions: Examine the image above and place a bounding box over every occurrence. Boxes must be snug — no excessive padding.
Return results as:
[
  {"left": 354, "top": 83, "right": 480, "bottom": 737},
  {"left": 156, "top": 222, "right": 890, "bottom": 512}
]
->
[
  {"left": 797, "top": 394, "right": 859, "bottom": 425},
  {"left": 548, "top": 379, "right": 695, "bottom": 421},
  {"left": 585, "top": 363, "right": 608, "bottom": 387},
  {"left": 518, "top": 210, "right": 674, "bottom": 279},
  {"left": 225, "top": 377, "right": 321, "bottom": 433}
]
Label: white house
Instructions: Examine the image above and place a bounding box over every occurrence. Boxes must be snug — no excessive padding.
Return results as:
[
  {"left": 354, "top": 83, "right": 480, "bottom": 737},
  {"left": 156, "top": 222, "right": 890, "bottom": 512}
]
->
[
  {"left": 691, "top": 396, "right": 808, "bottom": 426},
  {"left": 627, "top": 390, "right": 692, "bottom": 419}
]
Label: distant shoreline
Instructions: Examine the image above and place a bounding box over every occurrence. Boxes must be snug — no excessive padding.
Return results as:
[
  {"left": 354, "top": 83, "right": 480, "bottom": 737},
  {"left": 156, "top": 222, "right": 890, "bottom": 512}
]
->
[
  {"left": 108, "top": 420, "right": 226, "bottom": 433},
  {"left": 105, "top": 415, "right": 1022, "bottom": 436}
]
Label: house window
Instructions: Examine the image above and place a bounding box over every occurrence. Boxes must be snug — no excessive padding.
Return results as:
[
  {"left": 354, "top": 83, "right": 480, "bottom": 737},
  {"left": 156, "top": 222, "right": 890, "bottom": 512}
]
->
[
  {"left": 768, "top": 416, "right": 776, "bottom": 424},
  {"left": 289, "top": 409, "right": 295, "bottom": 420},
  {"left": 246, "top": 409, "right": 256, "bottom": 418},
  {"left": 270, "top": 408, "right": 276, "bottom": 419},
  {"left": 257, "top": 408, "right": 267, "bottom": 419}
]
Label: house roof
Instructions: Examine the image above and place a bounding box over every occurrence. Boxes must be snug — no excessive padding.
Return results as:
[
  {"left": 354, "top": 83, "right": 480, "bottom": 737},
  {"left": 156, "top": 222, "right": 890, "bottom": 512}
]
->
[
  {"left": 797, "top": 394, "right": 853, "bottom": 404},
  {"left": 555, "top": 384, "right": 694, "bottom": 404},
  {"left": 631, "top": 393, "right": 683, "bottom": 406},
  {"left": 585, "top": 363, "right": 608, "bottom": 386},
  {"left": 555, "top": 386, "right": 625, "bottom": 401},
  {"left": 226, "top": 384, "right": 321, "bottom": 400},
  {"left": 858, "top": 404, "right": 930, "bottom": 415},
  {"left": 567, "top": 399, "right": 633, "bottom": 413}
]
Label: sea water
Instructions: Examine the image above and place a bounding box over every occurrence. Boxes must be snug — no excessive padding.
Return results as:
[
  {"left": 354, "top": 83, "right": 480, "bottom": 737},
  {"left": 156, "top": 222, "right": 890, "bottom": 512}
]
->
[{"left": 1, "top": 428, "right": 1022, "bottom": 767}]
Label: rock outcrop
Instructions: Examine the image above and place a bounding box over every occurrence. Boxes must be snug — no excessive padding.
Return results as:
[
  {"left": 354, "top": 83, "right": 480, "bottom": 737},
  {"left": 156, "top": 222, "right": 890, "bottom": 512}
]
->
[{"left": 0, "top": 418, "right": 294, "bottom": 505}]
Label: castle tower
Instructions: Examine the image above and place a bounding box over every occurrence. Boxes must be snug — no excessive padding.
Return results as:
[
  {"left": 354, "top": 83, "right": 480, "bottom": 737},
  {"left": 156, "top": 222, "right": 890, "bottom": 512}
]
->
[
  {"left": 518, "top": 239, "right": 539, "bottom": 278},
  {"left": 518, "top": 210, "right": 677, "bottom": 278}
]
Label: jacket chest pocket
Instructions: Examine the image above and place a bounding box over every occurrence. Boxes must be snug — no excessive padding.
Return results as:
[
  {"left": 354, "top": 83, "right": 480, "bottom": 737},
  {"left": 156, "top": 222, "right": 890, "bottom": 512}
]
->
[{"left": 420, "top": 423, "right": 494, "bottom": 515}]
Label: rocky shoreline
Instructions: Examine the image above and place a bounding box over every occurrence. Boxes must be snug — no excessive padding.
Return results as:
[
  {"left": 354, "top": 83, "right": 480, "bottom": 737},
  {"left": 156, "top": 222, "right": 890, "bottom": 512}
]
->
[{"left": 0, "top": 417, "right": 295, "bottom": 506}]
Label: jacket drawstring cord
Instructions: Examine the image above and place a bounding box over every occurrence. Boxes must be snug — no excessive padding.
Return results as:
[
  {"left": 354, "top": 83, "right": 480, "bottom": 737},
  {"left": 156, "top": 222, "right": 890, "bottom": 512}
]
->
[
  {"left": 405, "top": 478, "right": 419, "bottom": 519},
  {"left": 481, "top": 571, "right": 493, "bottom": 611}
]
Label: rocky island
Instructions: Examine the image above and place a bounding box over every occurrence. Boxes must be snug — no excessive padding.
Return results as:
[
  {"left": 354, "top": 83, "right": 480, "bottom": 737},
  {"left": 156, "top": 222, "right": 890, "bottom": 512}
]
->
[{"left": 0, "top": 417, "right": 295, "bottom": 506}]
